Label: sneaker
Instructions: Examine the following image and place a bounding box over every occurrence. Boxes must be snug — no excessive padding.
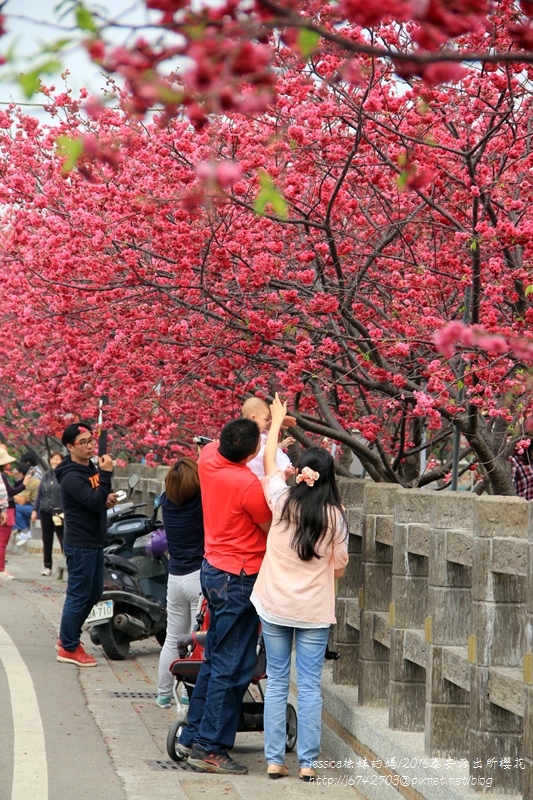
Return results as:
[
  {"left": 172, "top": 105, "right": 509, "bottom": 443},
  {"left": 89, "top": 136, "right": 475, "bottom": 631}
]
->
[
  {"left": 187, "top": 744, "right": 248, "bottom": 775},
  {"left": 16, "top": 531, "right": 31, "bottom": 547},
  {"left": 175, "top": 741, "right": 192, "bottom": 759},
  {"left": 155, "top": 695, "right": 172, "bottom": 708},
  {"left": 0, "top": 570, "right": 14, "bottom": 581},
  {"left": 57, "top": 644, "right": 97, "bottom": 667},
  {"left": 55, "top": 639, "right": 62, "bottom": 652},
  {"left": 41, "top": 568, "right": 52, "bottom": 576}
]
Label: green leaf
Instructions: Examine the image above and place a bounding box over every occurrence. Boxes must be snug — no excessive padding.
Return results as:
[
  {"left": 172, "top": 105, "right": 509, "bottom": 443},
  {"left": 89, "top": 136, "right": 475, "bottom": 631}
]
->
[
  {"left": 155, "top": 85, "right": 184, "bottom": 105},
  {"left": 183, "top": 23, "right": 207, "bottom": 41},
  {"left": 19, "top": 58, "right": 63, "bottom": 97},
  {"left": 470, "top": 239, "right": 477, "bottom": 251},
  {"left": 54, "top": 0, "right": 79, "bottom": 23},
  {"left": 43, "top": 38, "right": 73, "bottom": 54},
  {"left": 254, "top": 172, "right": 288, "bottom": 219},
  {"left": 76, "top": 4, "right": 98, "bottom": 32},
  {"left": 19, "top": 71, "right": 41, "bottom": 98},
  {"left": 56, "top": 135, "right": 84, "bottom": 174},
  {"left": 297, "top": 29, "right": 320, "bottom": 58},
  {"left": 396, "top": 171, "right": 408, "bottom": 190},
  {"left": 5, "top": 38, "right": 19, "bottom": 64},
  {"left": 457, "top": 379, "right": 464, "bottom": 390},
  {"left": 525, "top": 284, "right": 533, "bottom": 297}
]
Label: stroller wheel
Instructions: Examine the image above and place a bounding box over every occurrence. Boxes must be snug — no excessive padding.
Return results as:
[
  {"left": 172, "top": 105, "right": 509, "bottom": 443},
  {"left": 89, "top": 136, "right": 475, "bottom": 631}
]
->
[
  {"left": 167, "top": 720, "right": 186, "bottom": 761},
  {"left": 285, "top": 703, "right": 297, "bottom": 752}
]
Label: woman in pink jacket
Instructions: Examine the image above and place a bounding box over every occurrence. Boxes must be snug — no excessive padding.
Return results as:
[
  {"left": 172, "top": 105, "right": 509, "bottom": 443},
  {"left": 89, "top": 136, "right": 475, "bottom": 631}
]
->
[{"left": 251, "top": 394, "right": 349, "bottom": 782}]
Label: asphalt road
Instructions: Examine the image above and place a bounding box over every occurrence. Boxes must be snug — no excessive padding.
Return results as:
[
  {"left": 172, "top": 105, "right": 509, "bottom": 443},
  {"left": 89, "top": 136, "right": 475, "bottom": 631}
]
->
[{"left": 0, "top": 545, "right": 365, "bottom": 800}]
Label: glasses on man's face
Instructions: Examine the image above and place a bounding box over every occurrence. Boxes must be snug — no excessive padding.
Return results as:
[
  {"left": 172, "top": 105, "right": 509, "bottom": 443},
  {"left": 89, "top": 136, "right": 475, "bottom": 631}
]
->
[{"left": 74, "top": 437, "right": 95, "bottom": 448}]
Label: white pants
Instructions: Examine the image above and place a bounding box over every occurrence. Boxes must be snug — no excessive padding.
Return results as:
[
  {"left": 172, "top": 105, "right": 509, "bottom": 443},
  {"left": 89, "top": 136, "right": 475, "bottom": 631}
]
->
[{"left": 157, "top": 569, "right": 202, "bottom": 696}]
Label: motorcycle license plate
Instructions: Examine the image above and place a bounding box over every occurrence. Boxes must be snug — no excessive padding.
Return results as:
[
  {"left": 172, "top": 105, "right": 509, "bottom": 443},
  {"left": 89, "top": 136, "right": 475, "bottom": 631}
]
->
[{"left": 86, "top": 600, "right": 113, "bottom": 626}]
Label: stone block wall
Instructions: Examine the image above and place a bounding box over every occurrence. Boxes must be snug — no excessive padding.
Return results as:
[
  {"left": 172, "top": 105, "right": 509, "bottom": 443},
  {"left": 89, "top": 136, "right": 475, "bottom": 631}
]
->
[
  {"left": 334, "top": 480, "right": 533, "bottom": 798},
  {"left": 113, "top": 464, "right": 167, "bottom": 508}
]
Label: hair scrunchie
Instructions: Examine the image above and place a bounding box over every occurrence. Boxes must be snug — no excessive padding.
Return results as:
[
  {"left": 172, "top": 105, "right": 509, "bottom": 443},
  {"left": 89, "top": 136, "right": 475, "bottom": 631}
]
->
[{"left": 295, "top": 467, "right": 320, "bottom": 487}]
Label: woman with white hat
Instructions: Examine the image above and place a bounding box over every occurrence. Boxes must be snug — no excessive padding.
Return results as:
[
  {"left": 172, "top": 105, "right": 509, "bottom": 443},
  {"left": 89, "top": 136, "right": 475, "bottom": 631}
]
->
[
  {"left": 0, "top": 449, "right": 26, "bottom": 580},
  {"left": 0, "top": 476, "right": 7, "bottom": 526}
]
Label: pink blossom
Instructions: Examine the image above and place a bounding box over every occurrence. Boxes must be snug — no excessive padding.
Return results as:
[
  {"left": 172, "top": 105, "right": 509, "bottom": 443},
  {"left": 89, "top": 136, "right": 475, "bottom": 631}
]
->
[
  {"left": 216, "top": 161, "right": 242, "bottom": 188},
  {"left": 420, "top": 63, "right": 465, "bottom": 87},
  {"left": 433, "top": 321, "right": 465, "bottom": 358}
]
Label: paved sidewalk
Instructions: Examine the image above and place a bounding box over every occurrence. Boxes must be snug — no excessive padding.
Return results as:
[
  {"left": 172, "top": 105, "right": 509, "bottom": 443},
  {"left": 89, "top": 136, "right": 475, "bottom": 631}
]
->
[{"left": 2, "top": 542, "right": 365, "bottom": 800}]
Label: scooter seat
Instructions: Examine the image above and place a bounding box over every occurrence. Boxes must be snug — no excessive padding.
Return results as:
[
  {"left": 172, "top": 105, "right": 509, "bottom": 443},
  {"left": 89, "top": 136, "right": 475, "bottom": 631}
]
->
[{"left": 105, "top": 554, "right": 139, "bottom": 575}]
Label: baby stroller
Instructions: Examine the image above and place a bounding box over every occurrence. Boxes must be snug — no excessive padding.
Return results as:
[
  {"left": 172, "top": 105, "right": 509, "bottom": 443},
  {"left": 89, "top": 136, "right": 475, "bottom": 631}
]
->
[{"left": 166, "top": 599, "right": 297, "bottom": 761}]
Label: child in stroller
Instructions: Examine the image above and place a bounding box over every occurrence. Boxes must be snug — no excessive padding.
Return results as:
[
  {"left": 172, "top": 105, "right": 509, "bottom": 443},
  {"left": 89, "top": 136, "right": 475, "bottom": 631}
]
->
[{"left": 166, "top": 598, "right": 297, "bottom": 762}]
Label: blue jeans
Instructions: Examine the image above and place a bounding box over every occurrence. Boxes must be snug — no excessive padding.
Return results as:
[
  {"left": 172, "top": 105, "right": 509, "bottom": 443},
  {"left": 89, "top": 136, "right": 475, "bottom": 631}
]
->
[
  {"left": 59, "top": 546, "right": 104, "bottom": 651},
  {"left": 179, "top": 559, "right": 259, "bottom": 754},
  {"left": 15, "top": 503, "right": 33, "bottom": 531},
  {"left": 260, "top": 619, "right": 330, "bottom": 768}
]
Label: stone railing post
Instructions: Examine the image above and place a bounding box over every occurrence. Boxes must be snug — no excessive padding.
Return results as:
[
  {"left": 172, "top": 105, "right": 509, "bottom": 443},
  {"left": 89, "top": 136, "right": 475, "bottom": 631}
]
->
[
  {"left": 469, "top": 496, "right": 528, "bottom": 793},
  {"left": 334, "top": 479, "right": 365, "bottom": 685},
  {"left": 358, "top": 483, "right": 400, "bottom": 705},
  {"left": 389, "top": 490, "right": 433, "bottom": 731},
  {"left": 524, "top": 503, "right": 533, "bottom": 798},
  {"left": 425, "top": 492, "right": 475, "bottom": 758}
]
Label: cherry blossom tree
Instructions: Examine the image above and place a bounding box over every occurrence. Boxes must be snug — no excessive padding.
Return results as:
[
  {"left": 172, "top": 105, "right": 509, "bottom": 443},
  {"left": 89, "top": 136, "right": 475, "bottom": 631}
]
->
[
  {"left": 1, "top": 15, "right": 532, "bottom": 492},
  {"left": 0, "top": 2, "right": 532, "bottom": 492}
]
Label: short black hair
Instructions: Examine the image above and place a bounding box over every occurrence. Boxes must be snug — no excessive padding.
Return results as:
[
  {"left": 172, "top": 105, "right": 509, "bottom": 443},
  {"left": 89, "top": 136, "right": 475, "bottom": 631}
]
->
[
  {"left": 20, "top": 451, "right": 38, "bottom": 467},
  {"left": 61, "top": 422, "right": 93, "bottom": 447},
  {"left": 218, "top": 418, "right": 260, "bottom": 464},
  {"left": 14, "top": 461, "right": 31, "bottom": 475}
]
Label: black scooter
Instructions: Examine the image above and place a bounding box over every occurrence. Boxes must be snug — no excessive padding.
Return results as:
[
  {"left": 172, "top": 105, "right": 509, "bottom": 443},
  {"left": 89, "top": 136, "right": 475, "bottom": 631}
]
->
[{"left": 86, "top": 478, "right": 168, "bottom": 660}]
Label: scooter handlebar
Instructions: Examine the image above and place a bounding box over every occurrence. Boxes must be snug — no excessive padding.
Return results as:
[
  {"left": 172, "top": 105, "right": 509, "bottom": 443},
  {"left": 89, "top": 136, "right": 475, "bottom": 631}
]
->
[{"left": 107, "top": 501, "right": 147, "bottom": 518}]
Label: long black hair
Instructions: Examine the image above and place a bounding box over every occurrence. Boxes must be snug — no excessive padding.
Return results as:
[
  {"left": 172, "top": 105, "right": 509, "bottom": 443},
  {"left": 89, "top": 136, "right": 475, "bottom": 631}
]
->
[{"left": 279, "top": 446, "right": 347, "bottom": 561}]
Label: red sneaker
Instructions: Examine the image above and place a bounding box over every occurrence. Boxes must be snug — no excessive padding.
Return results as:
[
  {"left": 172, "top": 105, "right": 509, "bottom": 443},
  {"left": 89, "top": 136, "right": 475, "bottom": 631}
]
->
[
  {"left": 55, "top": 639, "right": 61, "bottom": 652},
  {"left": 57, "top": 644, "right": 97, "bottom": 667}
]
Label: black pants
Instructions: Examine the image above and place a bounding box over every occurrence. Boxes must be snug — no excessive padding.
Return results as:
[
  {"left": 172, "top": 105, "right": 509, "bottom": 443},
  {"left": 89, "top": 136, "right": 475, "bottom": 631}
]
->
[{"left": 41, "top": 512, "right": 64, "bottom": 569}]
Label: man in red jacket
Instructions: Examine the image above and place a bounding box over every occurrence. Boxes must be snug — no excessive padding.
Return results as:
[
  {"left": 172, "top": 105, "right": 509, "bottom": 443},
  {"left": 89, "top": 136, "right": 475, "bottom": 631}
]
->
[{"left": 178, "top": 418, "right": 272, "bottom": 775}]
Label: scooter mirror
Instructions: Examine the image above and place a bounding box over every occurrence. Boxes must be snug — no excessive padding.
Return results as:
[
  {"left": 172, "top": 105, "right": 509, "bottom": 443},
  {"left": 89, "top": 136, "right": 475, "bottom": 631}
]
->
[
  {"left": 153, "top": 492, "right": 162, "bottom": 510},
  {"left": 128, "top": 474, "right": 140, "bottom": 490}
]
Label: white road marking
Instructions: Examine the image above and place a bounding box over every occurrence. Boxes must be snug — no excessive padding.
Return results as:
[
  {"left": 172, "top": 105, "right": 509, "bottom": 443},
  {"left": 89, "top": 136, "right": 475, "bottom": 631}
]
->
[{"left": 0, "top": 624, "right": 48, "bottom": 800}]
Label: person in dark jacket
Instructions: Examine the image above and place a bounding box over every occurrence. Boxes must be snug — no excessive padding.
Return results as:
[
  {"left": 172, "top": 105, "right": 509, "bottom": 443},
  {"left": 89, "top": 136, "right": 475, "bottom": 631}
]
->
[
  {"left": 156, "top": 457, "right": 204, "bottom": 708},
  {"left": 31, "top": 452, "right": 64, "bottom": 576},
  {"left": 55, "top": 422, "right": 117, "bottom": 667}
]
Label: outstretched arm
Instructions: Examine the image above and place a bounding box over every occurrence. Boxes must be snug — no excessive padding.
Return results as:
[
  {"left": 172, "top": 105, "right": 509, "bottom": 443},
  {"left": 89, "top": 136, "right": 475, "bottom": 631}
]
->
[{"left": 264, "top": 393, "right": 287, "bottom": 476}]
